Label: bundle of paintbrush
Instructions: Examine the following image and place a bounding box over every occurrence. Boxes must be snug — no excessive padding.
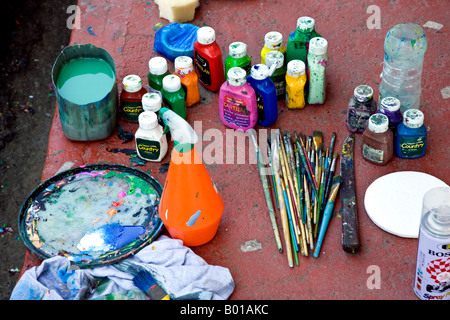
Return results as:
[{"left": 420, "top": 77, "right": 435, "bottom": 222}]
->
[{"left": 266, "top": 129, "right": 341, "bottom": 266}]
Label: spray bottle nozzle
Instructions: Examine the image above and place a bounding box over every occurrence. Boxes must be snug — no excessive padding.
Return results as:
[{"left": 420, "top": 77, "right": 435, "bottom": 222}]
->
[{"left": 160, "top": 107, "right": 198, "bottom": 153}]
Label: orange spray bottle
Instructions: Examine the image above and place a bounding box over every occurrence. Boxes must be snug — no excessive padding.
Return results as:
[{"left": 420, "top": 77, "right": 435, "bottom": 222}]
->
[{"left": 158, "top": 108, "right": 224, "bottom": 246}]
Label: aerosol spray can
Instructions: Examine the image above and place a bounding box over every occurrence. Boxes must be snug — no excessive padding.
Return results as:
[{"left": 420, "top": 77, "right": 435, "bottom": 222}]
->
[{"left": 413, "top": 187, "right": 450, "bottom": 300}]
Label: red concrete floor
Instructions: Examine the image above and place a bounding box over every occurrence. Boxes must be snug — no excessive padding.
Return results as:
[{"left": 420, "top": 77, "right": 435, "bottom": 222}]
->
[{"left": 21, "top": 0, "right": 449, "bottom": 300}]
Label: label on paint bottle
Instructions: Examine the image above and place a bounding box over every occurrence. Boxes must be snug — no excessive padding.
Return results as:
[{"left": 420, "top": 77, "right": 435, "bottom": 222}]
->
[
  {"left": 362, "top": 144, "right": 384, "bottom": 164},
  {"left": 222, "top": 95, "right": 251, "bottom": 128},
  {"left": 414, "top": 227, "right": 450, "bottom": 300},
  {"left": 122, "top": 101, "right": 144, "bottom": 122},
  {"left": 256, "top": 92, "right": 265, "bottom": 122},
  {"left": 398, "top": 136, "right": 426, "bottom": 158},
  {"left": 194, "top": 51, "right": 212, "bottom": 87},
  {"left": 136, "top": 138, "right": 161, "bottom": 161}
]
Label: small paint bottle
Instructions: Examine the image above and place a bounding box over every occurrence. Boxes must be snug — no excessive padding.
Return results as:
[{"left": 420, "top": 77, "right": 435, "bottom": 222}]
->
[
  {"left": 193, "top": 26, "right": 225, "bottom": 92},
  {"left": 225, "top": 42, "right": 252, "bottom": 80},
  {"left": 247, "top": 64, "right": 278, "bottom": 127},
  {"left": 219, "top": 67, "right": 257, "bottom": 131},
  {"left": 376, "top": 97, "right": 403, "bottom": 134},
  {"left": 346, "top": 85, "right": 378, "bottom": 133},
  {"left": 147, "top": 57, "right": 170, "bottom": 96},
  {"left": 362, "top": 114, "right": 394, "bottom": 165},
  {"left": 265, "top": 50, "right": 287, "bottom": 100},
  {"left": 395, "top": 109, "right": 427, "bottom": 159},
  {"left": 120, "top": 75, "right": 147, "bottom": 122},
  {"left": 173, "top": 56, "right": 200, "bottom": 107},
  {"left": 142, "top": 92, "right": 164, "bottom": 127},
  {"left": 307, "top": 37, "right": 328, "bottom": 105},
  {"left": 286, "top": 16, "right": 321, "bottom": 64},
  {"left": 261, "top": 31, "right": 286, "bottom": 65},
  {"left": 135, "top": 111, "right": 168, "bottom": 162},
  {"left": 161, "top": 75, "right": 187, "bottom": 119},
  {"left": 285, "top": 59, "right": 307, "bottom": 109}
]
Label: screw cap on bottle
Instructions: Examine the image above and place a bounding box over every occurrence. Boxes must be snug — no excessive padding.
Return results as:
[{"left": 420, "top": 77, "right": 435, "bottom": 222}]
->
[
  {"left": 227, "top": 67, "right": 247, "bottom": 86},
  {"left": 354, "top": 85, "right": 374, "bottom": 102},
  {"left": 142, "top": 93, "right": 162, "bottom": 112},
  {"left": 368, "top": 113, "right": 389, "bottom": 133},
  {"left": 197, "top": 27, "right": 216, "bottom": 45},
  {"left": 174, "top": 56, "right": 194, "bottom": 75},
  {"left": 138, "top": 111, "right": 158, "bottom": 130},
  {"left": 162, "top": 75, "right": 181, "bottom": 92},
  {"left": 229, "top": 42, "right": 247, "bottom": 58},
  {"left": 403, "top": 109, "right": 424, "bottom": 128},
  {"left": 286, "top": 60, "right": 305, "bottom": 77},
  {"left": 250, "top": 64, "right": 270, "bottom": 80},
  {"left": 297, "top": 16, "right": 315, "bottom": 32},
  {"left": 309, "top": 37, "right": 328, "bottom": 55},
  {"left": 149, "top": 57, "right": 168, "bottom": 75},
  {"left": 381, "top": 97, "right": 401, "bottom": 112},
  {"left": 264, "top": 31, "right": 283, "bottom": 49},
  {"left": 265, "top": 51, "right": 284, "bottom": 69},
  {"left": 123, "top": 75, "right": 143, "bottom": 93}
]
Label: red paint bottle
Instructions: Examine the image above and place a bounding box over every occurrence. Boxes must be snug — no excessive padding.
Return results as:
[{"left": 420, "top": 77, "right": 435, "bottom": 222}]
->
[{"left": 193, "top": 26, "right": 225, "bottom": 92}]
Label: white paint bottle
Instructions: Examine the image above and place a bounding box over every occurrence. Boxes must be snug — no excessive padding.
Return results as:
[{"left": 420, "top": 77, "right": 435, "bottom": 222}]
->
[{"left": 135, "top": 111, "right": 168, "bottom": 162}]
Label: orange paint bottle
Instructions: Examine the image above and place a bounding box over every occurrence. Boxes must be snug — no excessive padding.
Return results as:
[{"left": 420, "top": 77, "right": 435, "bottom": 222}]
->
[{"left": 173, "top": 56, "right": 200, "bottom": 107}]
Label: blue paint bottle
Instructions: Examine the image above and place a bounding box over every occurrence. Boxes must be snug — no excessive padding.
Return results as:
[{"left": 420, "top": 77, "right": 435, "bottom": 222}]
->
[
  {"left": 247, "top": 64, "right": 278, "bottom": 127},
  {"left": 395, "top": 109, "right": 427, "bottom": 159}
]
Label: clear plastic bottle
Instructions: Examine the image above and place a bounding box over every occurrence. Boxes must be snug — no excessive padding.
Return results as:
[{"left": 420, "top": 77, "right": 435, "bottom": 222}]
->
[
  {"left": 379, "top": 23, "right": 427, "bottom": 113},
  {"left": 413, "top": 187, "right": 450, "bottom": 300}
]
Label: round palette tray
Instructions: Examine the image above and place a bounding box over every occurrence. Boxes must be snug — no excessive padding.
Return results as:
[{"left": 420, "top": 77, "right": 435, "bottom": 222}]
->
[{"left": 18, "top": 163, "right": 164, "bottom": 268}]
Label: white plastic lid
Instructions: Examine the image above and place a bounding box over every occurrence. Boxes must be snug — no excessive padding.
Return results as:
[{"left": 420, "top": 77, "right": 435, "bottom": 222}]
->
[
  {"left": 174, "top": 56, "right": 194, "bottom": 75},
  {"left": 197, "top": 27, "right": 216, "bottom": 45},
  {"left": 264, "top": 31, "right": 283, "bottom": 49},
  {"left": 354, "top": 85, "right": 374, "bottom": 102},
  {"left": 251, "top": 64, "right": 270, "bottom": 80},
  {"left": 381, "top": 97, "right": 401, "bottom": 112},
  {"left": 123, "top": 75, "right": 143, "bottom": 92},
  {"left": 227, "top": 67, "right": 247, "bottom": 86},
  {"left": 368, "top": 113, "right": 389, "bottom": 133},
  {"left": 138, "top": 111, "right": 158, "bottom": 130},
  {"left": 162, "top": 75, "right": 181, "bottom": 92},
  {"left": 286, "top": 60, "right": 305, "bottom": 77},
  {"left": 142, "top": 92, "right": 162, "bottom": 112},
  {"left": 297, "top": 16, "right": 315, "bottom": 31},
  {"left": 149, "top": 57, "right": 168, "bottom": 75},
  {"left": 309, "top": 37, "right": 328, "bottom": 55},
  {"left": 265, "top": 51, "right": 284, "bottom": 69},
  {"left": 229, "top": 42, "right": 247, "bottom": 58},
  {"left": 403, "top": 109, "right": 424, "bottom": 128}
]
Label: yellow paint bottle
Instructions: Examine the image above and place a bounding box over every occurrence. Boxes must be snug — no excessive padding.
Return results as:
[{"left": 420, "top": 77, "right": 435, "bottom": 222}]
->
[
  {"left": 261, "top": 31, "right": 286, "bottom": 65},
  {"left": 285, "top": 60, "right": 307, "bottom": 109}
]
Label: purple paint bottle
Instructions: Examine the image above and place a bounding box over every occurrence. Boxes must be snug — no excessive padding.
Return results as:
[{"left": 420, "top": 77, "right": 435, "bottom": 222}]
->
[
  {"left": 376, "top": 96, "right": 403, "bottom": 134},
  {"left": 219, "top": 67, "right": 257, "bottom": 131},
  {"left": 346, "top": 85, "right": 378, "bottom": 133}
]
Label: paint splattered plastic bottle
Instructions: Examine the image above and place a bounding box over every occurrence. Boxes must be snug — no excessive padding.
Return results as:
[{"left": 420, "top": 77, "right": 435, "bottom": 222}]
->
[
  {"left": 346, "top": 85, "right": 378, "bottom": 133},
  {"left": 261, "top": 31, "right": 286, "bottom": 65},
  {"left": 395, "top": 109, "right": 427, "bottom": 159},
  {"left": 173, "top": 56, "right": 200, "bottom": 107},
  {"left": 219, "top": 67, "right": 257, "bottom": 131},
  {"left": 265, "top": 50, "right": 286, "bottom": 100},
  {"left": 376, "top": 96, "right": 403, "bottom": 134},
  {"left": 307, "top": 37, "right": 328, "bottom": 105},
  {"left": 361, "top": 114, "right": 393, "bottom": 165},
  {"left": 246, "top": 64, "right": 278, "bottom": 127},
  {"left": 120, "top": 75, "right": 147, "bottom": 122},
  {"left": 147, "top": 57, "right": 170, "bottom": 96},
  {"left": 285, "top": 59, "right": 307, "bottom": 109},
  {"left": 161, "top": 75, "right": 186, "bottom": 119},
  {"left": 414, "top": 187, "right": 450, "bottom": 300},
  {"left": 142, "top": 92, "right": 164, "bottom": 127},
  {"left": 193, "top": 26, "right": 225, "bottom": 92},
  {"left": 135, "top": 111, "right": 168, "bottom": 162},
  {"left": 379, "top": 23, "right": 427, "bottom": 113},
  {"left": 286, "top": 16, "right": 321, "bottom": 64},
  {"left": 225, "top": 42, "right": 252, "bottom": 79}
]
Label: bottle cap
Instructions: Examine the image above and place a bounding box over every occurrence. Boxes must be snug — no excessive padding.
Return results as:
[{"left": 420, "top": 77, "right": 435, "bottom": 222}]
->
[
  {"left": 309, "top": 37, "right": 328, "bottom": 55},
  {"left": 354, "top": 85, "right": 374, "bottom": 102},
  {"left": 265, "top": 51, "right": 284, "bottom": 69},
  {"left": 286, "top": 60, "right": 305, "bottom": 77},
  {"left": 251, "top": 64, "right": 270, "bottom": 80},
  {"left": 297, "top": 16, "right": 315, "bottom": 32},
  {"left": 368, "top": 113, "right": 389, "bottom": 133},
  {"left": 229, "top": 42, "right": 247, "bottom": 58},
  {"left": 174, "top": 56, "right": 194, "bottom": 75},
  {"left": 142, "top": 92, "right": 162, "bottom": 112},
  {"left": 264, "top": 31, "right": 283, "bottom": 49},
  {"left": 123, "top": 75, "right": 143, "bottom": 93},
  {"left": 380, "top": 97, "right": 401, "bottom": 112},
  {"left": 197, "top": 26, "right": 216, "bottom": 45},
  {"left": 162, "top": 75, "right": 181, "bottom": 92},
  {"left": 403, "top": 109, "right": 424, "bottom": 128},
  {"left": 227, "top": 67, "right": 247, "bottom": 86},
  {"left": 138, "top": 111, "right": 158, "bottom": 130},
  {"left": 149, "top": 57, "right": 168, "bottom": 75}
]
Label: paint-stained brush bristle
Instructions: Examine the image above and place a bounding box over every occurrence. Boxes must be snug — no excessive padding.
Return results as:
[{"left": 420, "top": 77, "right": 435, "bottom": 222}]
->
[{"left": 133, "top": 269, "right": 170, "bottom": 300}]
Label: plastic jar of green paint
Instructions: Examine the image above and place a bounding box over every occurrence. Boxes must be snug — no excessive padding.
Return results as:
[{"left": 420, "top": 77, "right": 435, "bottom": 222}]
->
[{"left": 225, "top": 42, "right": 252, "bottom": 80}]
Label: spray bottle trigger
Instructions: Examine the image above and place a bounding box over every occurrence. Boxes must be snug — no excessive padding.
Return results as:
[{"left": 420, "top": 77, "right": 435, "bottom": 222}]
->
[{"left": 163, "top": 123, "right": 170, "bottom": 135}]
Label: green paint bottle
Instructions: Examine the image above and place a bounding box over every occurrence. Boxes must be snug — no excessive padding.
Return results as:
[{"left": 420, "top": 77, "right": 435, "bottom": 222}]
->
[
  {"left": 286, "top": 16, "right": 321, "bottom": 64},
  {"left": 148, "top": 57, "right": 170, "bottom": 96},
  {"left": 225, "top": 42, "right": 252, "bottom": 80},
  {"left": 161, "top": 75, "right": 186, "bottom": 119}
]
